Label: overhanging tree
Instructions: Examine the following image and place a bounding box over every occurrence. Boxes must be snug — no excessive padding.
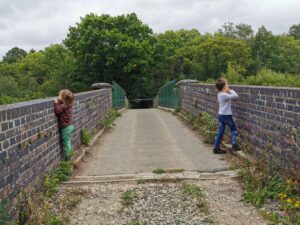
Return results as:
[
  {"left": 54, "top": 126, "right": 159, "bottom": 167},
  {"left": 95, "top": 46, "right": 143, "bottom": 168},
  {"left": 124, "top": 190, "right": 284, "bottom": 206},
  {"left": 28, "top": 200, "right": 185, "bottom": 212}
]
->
[{"left": 64, "top": 13, "right": 155, "bottom": 99}]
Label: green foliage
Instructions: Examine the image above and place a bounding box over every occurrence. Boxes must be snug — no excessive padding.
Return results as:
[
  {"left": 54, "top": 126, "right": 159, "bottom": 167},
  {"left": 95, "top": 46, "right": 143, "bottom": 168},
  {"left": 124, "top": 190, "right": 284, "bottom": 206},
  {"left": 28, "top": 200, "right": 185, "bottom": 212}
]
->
[
  {"left": 121, "top": 190, "right": 138, "bottom": 206},
  {"left": 182, "top": 183, "right": 203, "bottom": 197},
  {"left": 182, "top": 183, "right": 207, "bottom": 211},
  {"left": 232, "top": 149, "right": 300, "bottom": 224},
  {"left": 152, "top": 168, "right": 165, "bottom": 174},
  {"left": 222, "top": 63, "right": 245, "bottom": 83},
  {"left": 1, "top": 18, "right": 300, "bottom": 106},
  {"left": 189, "top": 112, "right": 218, "bottom": 144},
  {"left": 3, "top": 47, "right": 27, "bottom": 64},
  {"left": 43, "top": 161, "right": 72, "bottom": 197},
  {"left": 64, "top": 13, "right": 155, "bottom": 100},
  {"left": 100, "top": 109, "right": 120, "bottom": 128},
  {"left": 136, "top": 179, "right": 145, "bottom": 185},
  {"left": 241, "top": 68, "right": 300, "bottom": 87},
  {"left": 0, "top": 44, "right": 76, "bottom": 105},
  {"left": 45, "top": 215, "right": 63, "bottom": 225},
  {"left": 289, "top": 23, "right": 300, "bottom": 40},
  {"left": 243, "top": 174, "right": 286, "bottom": 207},
  {"left": 218, "top": 22, "right": 254, "bottom": 40},
  {"left": 0, "top": 201, "right": 9, "bottom": 225},
  {"left": 152, "top": 168, "right": 184, "bottom": 174},
  {"left": 81, "top": 128, "right": 92, "bottom": 145}
]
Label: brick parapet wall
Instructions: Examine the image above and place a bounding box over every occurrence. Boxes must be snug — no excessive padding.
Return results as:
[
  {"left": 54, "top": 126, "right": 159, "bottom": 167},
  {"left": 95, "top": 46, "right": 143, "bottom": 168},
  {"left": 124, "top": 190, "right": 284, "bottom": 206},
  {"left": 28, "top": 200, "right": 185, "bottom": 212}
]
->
[
  {"left": 178, "top": 81, "right": 300, "bottom": 174},
  {"left": 0, "top": 86, "right": 112, "bottom": 204}
]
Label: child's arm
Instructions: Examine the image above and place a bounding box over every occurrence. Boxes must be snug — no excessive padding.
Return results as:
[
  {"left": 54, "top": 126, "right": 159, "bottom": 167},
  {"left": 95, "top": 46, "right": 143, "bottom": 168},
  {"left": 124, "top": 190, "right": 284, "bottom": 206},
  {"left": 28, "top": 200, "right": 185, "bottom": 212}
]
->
[
  {"left": 54, "top": 100, "right": 67, "bottom": 115},
  {"left": 220, "top": 89, "right": 239, "bottom": 100}
]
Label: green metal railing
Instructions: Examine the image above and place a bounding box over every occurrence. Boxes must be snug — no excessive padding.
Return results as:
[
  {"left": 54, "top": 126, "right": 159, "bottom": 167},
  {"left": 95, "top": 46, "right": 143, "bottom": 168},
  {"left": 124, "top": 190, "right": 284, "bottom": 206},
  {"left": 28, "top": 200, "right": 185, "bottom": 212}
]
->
[
  {"left": 112, "top": 81, "right": 126, "bottom": 109},
  {"left": 158, "top": 79, "right": 178, "bottom": 108}
]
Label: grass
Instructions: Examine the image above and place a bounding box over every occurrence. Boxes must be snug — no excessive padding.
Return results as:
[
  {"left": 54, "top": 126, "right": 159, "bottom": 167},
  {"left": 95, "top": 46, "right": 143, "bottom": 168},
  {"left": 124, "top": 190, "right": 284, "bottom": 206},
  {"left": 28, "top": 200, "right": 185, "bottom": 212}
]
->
[
  {"left": 152, "top": 168, "right": 184, "bottom": 174},
  {"left": 181, "top": 183, "right": 208, "bottom": 213},
  {"left": 121, "top": 190, "right": 138, "bottom": 206}
]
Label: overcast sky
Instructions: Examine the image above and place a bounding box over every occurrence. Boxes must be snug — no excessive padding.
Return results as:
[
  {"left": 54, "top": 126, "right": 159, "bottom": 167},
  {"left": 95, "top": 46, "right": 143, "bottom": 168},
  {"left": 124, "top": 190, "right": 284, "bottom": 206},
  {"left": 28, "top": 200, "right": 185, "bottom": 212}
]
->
[{"left": 0, "top": 0, "right": 299, "bottom": 58}]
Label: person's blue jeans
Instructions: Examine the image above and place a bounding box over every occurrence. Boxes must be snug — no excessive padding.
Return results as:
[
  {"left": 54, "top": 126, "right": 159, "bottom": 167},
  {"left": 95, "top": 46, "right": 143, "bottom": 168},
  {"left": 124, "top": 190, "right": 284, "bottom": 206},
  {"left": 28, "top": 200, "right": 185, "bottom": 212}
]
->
[{"left": 214, "top": 114, "right": 237, "bottom": 149}]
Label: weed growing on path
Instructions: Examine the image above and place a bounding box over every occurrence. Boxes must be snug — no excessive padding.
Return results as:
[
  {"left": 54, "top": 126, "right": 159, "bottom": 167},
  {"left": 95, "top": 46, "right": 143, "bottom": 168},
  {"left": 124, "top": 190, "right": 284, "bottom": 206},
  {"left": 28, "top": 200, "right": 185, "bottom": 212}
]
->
[
  {"left": 121, "top": 190, "right": 138, "bottom": 206},
  {"left": 153, "top": 168, "right": 165, "bottom": 174},
  {"left": 181, "top": 183, "right": 208, "bottom": 213},
  {"left": 153, "top": 168, "right": 184, "bottom": 174},
  {"left": 81, "top": 128, "right": 92, "bottom": 145},
  {"left": 136, "top": 179, "right": 146, "bottom": 184},
  {"left": 99, "top": 108, "right": 120, "bottom": 128}
]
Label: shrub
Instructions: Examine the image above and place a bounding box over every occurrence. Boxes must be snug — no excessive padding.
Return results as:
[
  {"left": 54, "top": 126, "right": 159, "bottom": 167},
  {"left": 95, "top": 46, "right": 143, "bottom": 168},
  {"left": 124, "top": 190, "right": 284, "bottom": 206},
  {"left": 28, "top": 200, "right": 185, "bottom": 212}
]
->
[{"left": 242, "top": 68, "right": 300, "bottom": 87}]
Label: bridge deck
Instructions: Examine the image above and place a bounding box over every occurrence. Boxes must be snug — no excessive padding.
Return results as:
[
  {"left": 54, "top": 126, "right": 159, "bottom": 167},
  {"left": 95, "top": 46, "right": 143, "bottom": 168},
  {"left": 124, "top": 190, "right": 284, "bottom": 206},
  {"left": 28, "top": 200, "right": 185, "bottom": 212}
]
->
[{"left": 77, "top": 109, "right": 229, "bottom": 176}]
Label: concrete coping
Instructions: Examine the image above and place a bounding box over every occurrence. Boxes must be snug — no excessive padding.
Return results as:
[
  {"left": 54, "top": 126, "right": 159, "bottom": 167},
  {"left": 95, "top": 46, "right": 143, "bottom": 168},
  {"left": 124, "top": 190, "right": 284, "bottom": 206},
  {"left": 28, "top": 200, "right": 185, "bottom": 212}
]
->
[
  {"left": 176, "top": 79, "right": 199, "bottom": 86},
  {"left": 91, "top": 83, "right": 112, "bottom": 90}
]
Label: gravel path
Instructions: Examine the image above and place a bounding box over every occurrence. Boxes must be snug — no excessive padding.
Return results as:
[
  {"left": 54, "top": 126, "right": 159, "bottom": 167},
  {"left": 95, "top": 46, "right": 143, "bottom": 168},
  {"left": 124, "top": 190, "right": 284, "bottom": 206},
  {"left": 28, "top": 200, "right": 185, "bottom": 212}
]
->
[
  {"left": 77, "top": 109, "right": 228, "bottom": 176},
  {"left": 50, "top": 178, "right": 267, "bottom": 225}
]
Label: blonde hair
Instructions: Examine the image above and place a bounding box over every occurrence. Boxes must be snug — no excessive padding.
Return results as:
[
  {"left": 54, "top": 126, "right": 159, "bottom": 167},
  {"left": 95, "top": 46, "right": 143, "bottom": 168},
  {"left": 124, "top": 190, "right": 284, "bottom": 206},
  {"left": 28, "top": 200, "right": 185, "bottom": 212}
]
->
[{"left": 59, "top": 89, "right": 74, "bottom": 106}]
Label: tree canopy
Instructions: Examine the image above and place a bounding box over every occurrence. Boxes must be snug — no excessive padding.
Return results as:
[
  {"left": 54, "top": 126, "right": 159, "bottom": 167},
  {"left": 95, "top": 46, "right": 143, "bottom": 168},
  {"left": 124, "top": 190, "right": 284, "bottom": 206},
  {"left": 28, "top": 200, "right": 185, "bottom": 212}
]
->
[
  {"left": 1, "top": 14, "right": 300, "bottom": 105},
  {"left": 64, "top": 13, "right": 155, "bottom": 99},
  {"left": 2, "top": 47, "right": 27, "bottom": 64}
]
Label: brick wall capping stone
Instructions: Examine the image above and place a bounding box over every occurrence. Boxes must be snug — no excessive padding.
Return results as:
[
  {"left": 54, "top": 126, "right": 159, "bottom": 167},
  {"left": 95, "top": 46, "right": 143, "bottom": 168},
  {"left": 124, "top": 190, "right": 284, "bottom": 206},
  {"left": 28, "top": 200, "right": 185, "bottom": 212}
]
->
[
  {"left": 178, "top": 81, "right": 300, "bottom": 91},
  {"left": 0, "top": 90, "right": 108, "bottom": 111},
  {"left": 176, "top": 79, "right": 198, "bottom": 86},
  {"left": 91, "top": 83, "right": 112, "bottom": 90}
]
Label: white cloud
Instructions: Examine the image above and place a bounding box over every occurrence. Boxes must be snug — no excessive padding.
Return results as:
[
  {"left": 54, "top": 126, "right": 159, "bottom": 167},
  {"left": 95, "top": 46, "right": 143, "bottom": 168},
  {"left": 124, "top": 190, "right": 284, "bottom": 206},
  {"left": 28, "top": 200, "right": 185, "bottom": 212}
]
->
[{"left": 0, "top": 0, "right": 299, "bottom": 57}]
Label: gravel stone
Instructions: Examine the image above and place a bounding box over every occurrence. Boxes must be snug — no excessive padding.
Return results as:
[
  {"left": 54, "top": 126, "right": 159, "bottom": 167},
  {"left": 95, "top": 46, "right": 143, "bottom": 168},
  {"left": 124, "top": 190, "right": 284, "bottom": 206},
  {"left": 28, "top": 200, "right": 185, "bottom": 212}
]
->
[{"left": 49, "top": 179, "right": 267, "bottom": 225}]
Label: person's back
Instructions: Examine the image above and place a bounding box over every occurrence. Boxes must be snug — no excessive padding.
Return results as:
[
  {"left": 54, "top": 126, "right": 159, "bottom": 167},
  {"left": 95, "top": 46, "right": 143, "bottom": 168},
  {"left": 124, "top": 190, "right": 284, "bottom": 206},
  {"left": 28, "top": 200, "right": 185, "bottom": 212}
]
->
[
  {"left": 217, "top": 88, "right": 238, "bottom": 115},
  {"left": 54, "top": 89, "right": 74, "bottom": 160},
  {"left": 213, "top": 78, "right": 240, "bottom": 154}
]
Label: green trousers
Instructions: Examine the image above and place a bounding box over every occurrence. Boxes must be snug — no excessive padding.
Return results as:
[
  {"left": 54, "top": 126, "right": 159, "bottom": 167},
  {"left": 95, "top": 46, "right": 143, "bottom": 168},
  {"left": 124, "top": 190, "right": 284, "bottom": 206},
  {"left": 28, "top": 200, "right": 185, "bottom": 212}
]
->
[{"left": 60, "top": 125, "right": 74, "bottom": 157}]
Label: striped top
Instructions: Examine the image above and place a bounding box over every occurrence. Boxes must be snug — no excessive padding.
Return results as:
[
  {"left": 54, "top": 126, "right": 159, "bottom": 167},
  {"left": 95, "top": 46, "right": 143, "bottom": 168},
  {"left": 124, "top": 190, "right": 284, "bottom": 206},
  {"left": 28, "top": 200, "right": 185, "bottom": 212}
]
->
[{"left": 54, "top": 101, "right": 73, "bottom": 128}]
